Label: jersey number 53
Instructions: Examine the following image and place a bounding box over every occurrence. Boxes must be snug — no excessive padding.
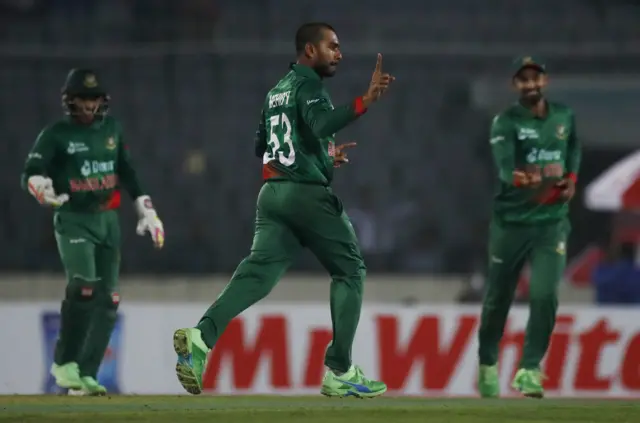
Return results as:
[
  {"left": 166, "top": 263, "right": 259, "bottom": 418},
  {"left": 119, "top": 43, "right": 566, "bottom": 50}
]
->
[{"left": 263, "top": 113, "right": 296, "bottom": 166}]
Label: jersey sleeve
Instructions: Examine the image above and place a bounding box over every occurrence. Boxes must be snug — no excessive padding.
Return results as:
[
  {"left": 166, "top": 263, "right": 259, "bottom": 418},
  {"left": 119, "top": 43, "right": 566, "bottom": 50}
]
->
[
  {"left": 297, "top": 80, "right": 367, "bottom": 139},
  {"left": 565, "top": 111, "right": 581, "bottom": 180},
  {"left": 115, "top": 123, "right": 145, "bottom": 199},
  {"left": 489, "top": 114, "right": 518, "bottom": 186},
  {"left": 21, "top": 126, "right": 57, "bottom": 190},
  {"left": 254, "top": 108, "right": 267, "bottom": 158}
]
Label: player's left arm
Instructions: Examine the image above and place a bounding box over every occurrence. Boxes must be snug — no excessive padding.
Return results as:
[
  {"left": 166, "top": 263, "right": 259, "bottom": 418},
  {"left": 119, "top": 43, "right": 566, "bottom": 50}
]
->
[
  {"left": 254, "top": 109, "right": 267, "bottom": 158},
  {"left": 115, "top": 122, "right": 165, "bottom": 249},
  {"left": 297, "top": 80, "right": 367, "bottom": 139},
  {"left": 556, "top": 112, "right": 581, "bottom": 200},
  {"left": 565, "top": 112, "right": 581, "bottom": 182}
]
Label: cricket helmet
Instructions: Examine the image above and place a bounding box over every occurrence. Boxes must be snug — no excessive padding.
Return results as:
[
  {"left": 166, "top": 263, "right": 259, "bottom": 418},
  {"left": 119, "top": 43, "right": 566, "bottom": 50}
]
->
[{"left": 61, "top": 68, "right": 110, "bottom": 118}]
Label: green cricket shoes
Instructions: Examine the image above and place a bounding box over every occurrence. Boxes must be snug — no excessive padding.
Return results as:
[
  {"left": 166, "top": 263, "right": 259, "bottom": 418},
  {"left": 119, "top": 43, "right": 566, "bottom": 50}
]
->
[
  {"left": 512, "top": 368, "right": 545, "bottom": 398},
  {"left": 321, "top": 365, "right": 387, "bottom": 398},
  {"left": 50, "top": 362, "right": 83, "bottom": 390},
  {"left": 78, "top": 377, "right": 107, "bottom": 396},
  {"left": 478, "top": 364, "right": 500, "bottom": 398},
  {"left": 173, "top": 327, "right": 210, "bottom": 395}
]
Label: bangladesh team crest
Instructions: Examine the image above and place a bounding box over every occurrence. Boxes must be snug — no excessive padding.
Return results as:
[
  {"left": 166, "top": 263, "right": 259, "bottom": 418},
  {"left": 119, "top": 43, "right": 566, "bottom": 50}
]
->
[
  {"left": 556, "top": 124, "right": 568, "bottom": 141},
  {"left": 106, "top": 137, "right": 116, "bottom": 150},
  {"left": 84, "top": 73, "right": 98, "bottom": 88}
]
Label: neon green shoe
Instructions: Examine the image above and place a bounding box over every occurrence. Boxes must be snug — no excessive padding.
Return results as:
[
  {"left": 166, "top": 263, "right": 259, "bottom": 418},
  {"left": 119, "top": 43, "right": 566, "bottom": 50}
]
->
[
  {"left": 173, "top": 327, "right": 210, "bottom": 395},
  {"left": 320, "top": 365, "right": 387, "bottom": 398},
  {"left": 79, "top": 376, "right": 107, "bottom": 396},
  {"left": 50, "top": 362, "right": 83, "bottom": 390},
  {"left": 512, "top": 368, "right": 545, "bottom": 398},
  {"left": 478, "top": 364, "right": 500, "bottom": 398}
]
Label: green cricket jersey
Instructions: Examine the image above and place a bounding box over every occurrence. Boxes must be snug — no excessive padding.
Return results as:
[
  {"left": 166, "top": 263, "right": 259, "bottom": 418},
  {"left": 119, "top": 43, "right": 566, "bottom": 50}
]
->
[
  {"left": 254, "top": 64, "right": 367, "bottom": 185},
  {"left": 490, "top": 101, "right": 581, "bottom": 224},
  {"left": 21, "top": 115, "right": 144, "bottom": 212}
]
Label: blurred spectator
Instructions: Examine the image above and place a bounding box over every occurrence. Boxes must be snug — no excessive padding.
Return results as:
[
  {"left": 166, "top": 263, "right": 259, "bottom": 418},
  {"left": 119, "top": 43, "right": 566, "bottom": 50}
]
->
[{"left": 592, "top": 242, "right": 640, "bottom": 304}]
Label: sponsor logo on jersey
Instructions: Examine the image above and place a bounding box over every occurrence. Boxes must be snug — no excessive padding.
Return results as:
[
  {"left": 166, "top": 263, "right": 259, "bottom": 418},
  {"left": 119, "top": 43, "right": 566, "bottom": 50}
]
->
[
  {"left": 517, "top": 127, "right": 539, "bottom": 140},
  {"left": 67, "top": 142, "right": 89, "bottom": 155},
  {"left": 80, "top": 160, "right": 115, "bottom": 177},
  {"left": 70, "top": 160, "right": 117, "bottom": 192},
  {"left": 70, "top": 175, "right": 118, "bottom": 192},
  {"left": 526, "top": 148, "right": 562, "bottom": 163}
]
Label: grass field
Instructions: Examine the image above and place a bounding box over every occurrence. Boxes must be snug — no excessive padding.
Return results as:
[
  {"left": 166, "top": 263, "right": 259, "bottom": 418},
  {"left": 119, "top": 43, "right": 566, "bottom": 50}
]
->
[{"left": 0, "top": 395, "right": 639, "bottom": 423}]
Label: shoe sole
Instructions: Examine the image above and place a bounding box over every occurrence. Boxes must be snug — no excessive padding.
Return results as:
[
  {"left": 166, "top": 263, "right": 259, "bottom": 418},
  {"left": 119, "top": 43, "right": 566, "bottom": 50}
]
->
[
  {"left": 82, "top": 389, "right": 107, "bottom": 397},
  {"left": 67, "top": 385, "right": 107, "bottom": 396},
  {"left": 512, "top": 383, "right": 544, "bottom": 399},
  {"left": 522, "top": 391, "right": 544, "bottom": 399},
  {"left": 173, "top": 329, "right": 202, "bottom": 395},
  {"left": 320, "top": 386, "right": 387, "bottom": 399}
]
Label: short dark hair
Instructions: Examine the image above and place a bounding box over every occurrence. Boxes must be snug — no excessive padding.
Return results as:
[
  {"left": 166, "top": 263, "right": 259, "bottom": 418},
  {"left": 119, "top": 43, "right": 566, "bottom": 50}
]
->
[{"left": 295, "top": 22, "right": 335, "bottom": 55}]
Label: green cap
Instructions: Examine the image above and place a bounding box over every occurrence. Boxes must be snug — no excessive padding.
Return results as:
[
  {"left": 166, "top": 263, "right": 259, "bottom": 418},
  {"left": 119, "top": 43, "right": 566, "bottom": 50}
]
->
[{"left": 511, "top": 56, "right": 546, "bottom": 77}]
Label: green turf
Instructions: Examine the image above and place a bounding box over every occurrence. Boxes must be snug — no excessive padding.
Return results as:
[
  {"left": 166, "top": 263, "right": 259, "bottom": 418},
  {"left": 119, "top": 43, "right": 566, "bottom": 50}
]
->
[{"left": 0, "top": 395, "right": 638, "bottom": 423}]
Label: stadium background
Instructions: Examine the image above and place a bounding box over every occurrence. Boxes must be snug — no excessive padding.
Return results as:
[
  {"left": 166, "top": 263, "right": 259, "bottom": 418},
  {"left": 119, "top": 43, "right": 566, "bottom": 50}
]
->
[{"left": 0, "top": 0, "right": 638, "bottom": 397}]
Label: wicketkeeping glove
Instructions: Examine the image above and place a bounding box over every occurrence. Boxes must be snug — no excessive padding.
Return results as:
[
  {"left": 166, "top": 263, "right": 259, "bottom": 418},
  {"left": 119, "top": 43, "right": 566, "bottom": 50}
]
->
[
  {"left": 134, "top": 195, "right": 165, "bottom": 249},
  {"left": 27, "top": 175, "right": 69, "bottom": 207}
]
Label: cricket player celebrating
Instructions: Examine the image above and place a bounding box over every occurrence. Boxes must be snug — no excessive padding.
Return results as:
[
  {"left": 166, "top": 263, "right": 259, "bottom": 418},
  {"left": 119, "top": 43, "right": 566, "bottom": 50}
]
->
[
  {"left": 478, "top": 57, "right": 581, "bottom": 398},
  {"left": 22, "top": 69, "right": 165, "bottom": 395},
  {"left": 173, "top": 22, "right": 394, "bottom": 398}
]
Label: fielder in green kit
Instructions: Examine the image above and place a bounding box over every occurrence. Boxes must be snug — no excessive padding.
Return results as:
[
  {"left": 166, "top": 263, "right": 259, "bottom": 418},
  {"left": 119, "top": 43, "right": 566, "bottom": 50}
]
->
[
  {"left": 22, "top": 69, "right": 165, "bottom": 395},
  {"left": 173, "top": 22, "right": 395, "bottom": 397},
  {"left": 478, "top": 57, "right": 581, "bottom": 398}
]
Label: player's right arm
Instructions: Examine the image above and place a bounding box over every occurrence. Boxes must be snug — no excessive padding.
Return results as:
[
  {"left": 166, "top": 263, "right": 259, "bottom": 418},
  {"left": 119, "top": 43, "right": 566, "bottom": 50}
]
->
[
  {"left": 254, "top": 108, "right": 267, "bottom": 158},
  {"left": 21, "top": 127, "right": 68, "bottom": 206},
  {"left": 490, "top": 114, "right": 536, "bottom": 187},
  {"left": 21, "top": 127, "right": 55, "bottom": 186},
  {"left": 297, "top": 80, "right": 368, "bottom": 139},
  {"left": 297, "top": 54, "right": 394, "bottom": 139}
]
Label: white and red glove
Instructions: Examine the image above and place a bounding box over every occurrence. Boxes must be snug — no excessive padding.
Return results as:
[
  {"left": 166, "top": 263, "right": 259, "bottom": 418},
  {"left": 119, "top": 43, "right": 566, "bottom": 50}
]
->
[
  {"left": 27, "top": 175, "right": 69, "bottom": 207},
  {"left": 134, "top": 195, "right": 165, "bottom": 249}
]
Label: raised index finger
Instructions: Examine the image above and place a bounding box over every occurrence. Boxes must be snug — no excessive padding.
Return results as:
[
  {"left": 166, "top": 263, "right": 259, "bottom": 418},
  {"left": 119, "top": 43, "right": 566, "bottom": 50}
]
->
[
  {"left": 375, "top": 53, "right": 382, "bottom": 72},
  {"left": 338, "top": 142, "right": 358, "bottom": 150}
]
